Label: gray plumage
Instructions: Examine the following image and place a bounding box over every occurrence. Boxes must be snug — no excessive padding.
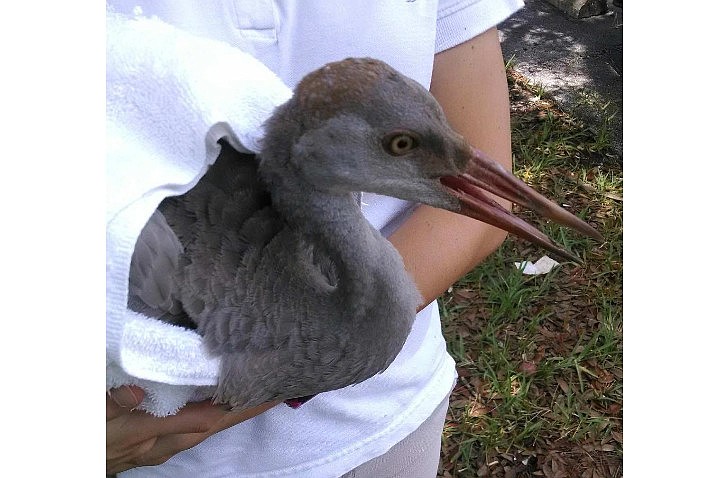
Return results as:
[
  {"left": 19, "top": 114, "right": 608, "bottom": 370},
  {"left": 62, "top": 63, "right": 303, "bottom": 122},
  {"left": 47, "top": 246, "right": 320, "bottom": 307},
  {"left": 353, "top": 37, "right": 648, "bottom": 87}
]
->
[{"left": 129, "top": 58, "right": 601, "bottom": 410}]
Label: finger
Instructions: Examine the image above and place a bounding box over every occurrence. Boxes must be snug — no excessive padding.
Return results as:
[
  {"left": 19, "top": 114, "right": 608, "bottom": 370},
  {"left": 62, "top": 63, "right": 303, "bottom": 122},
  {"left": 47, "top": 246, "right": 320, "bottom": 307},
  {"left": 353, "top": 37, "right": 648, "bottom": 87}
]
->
[
  {"left": 110, "top": 385, "right": 145, "bottom": 408},
  {"left": 107, "top": 399, "right": 224, "bottom": 456},
  {"left": 125, "top": 403, "right": 279, "bottom": 472},
  {"left": 110, "top": 399, "right": 238, "bottom": 444},
  {"left": 107, "top": 401, "right": 280, "bottom": 473},
  {"left": 136, "top": 432, "right": 211, "bottom": 465},
  {"left": 107, "top": 434, "right": 158, "bottom": 464},
  {"left": 107, "top": 411, "right": 155, "bottom": 456},
  {"left": 107, "top": 429, "right": 211, "bottom": 473},
  {"left": 144, "top": 399, "right": 279, "bottom": 437},
  {"left": 108, "top": 431, "right": 211, "bottom": 474},
  {"left": 139, "top": 402, "right": 280, "bottom": 465},
  {"left": 106, "top": 436, "right": 159, "bottom": 474},
  {"left": 210, "top": 400, "right": 280, "bottom": 434},
  {"left": 148, "top": 400, "right": 235, "bottom": 436},
  {"left": 107, "top": 412, "right": 237, "bottom": 473},
  {"left": 107, "top": 385, "right": 145, "bottom": 420},
  {"left": 137, "top": 400, "right": 279, "bottom": 438}
]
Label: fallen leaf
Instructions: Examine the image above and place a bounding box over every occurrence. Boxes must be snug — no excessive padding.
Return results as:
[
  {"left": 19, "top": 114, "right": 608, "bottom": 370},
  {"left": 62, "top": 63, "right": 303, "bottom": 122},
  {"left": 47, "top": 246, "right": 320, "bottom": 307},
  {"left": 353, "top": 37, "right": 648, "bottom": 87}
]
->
[
  {"left": 454, "top": 288, "right": 477, "bottom": 300},
  {"left": 468, "top": 401, "right": 489, "bottom": 417},
  {"left": 519, "top": 361, "right": 539, "bottom": 375}
]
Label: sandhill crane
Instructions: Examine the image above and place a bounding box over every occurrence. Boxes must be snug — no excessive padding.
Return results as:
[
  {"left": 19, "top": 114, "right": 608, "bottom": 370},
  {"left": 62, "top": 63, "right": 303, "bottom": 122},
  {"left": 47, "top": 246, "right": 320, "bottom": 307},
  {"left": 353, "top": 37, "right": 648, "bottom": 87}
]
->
[{"left": 128, "top": 58, "right": 601, "bottom": 410}]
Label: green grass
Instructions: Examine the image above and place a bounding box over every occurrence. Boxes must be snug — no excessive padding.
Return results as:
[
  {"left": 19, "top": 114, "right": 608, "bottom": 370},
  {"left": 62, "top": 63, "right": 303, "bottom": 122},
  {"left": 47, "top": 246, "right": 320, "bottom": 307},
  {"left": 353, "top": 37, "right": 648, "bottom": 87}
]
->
[{"left": 438, "top": 69, "right": 623, "bottom": 478}]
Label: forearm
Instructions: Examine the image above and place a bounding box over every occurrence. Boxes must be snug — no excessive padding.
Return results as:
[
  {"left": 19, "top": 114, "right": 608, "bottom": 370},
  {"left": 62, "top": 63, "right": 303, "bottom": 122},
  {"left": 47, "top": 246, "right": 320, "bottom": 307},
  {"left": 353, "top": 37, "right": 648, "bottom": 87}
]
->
[{"left": 388, "top": 27, "right": 512, "bottom": 310}]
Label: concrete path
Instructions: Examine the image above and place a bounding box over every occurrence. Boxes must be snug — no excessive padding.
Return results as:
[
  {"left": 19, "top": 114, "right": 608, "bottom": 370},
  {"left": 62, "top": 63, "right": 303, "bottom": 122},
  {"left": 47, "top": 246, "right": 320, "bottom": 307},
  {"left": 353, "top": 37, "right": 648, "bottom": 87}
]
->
[{"left": 498, "top": 0, "right": 623, "bottom": 157}]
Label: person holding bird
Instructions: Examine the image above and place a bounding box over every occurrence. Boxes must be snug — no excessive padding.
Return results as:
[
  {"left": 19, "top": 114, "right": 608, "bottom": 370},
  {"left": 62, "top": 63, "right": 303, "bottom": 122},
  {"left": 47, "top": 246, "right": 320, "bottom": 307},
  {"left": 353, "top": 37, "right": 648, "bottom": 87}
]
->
[{"left": 106, "top": 1, "right": 529, "bottom": 476}]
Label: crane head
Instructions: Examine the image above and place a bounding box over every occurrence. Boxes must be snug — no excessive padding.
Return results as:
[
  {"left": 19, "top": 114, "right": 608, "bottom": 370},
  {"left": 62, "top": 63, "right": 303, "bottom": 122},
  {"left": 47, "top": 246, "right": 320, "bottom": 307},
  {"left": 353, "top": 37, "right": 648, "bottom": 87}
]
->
[{"left": 262, "top": 58, "right": 602, "bottom": 262}]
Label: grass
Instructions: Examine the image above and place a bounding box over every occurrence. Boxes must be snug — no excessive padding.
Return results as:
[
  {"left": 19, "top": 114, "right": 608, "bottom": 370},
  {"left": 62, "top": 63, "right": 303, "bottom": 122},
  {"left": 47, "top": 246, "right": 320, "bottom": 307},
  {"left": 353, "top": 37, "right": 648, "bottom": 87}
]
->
[{"left": 438, "top": 68, "right": 622, "bottom": 478}]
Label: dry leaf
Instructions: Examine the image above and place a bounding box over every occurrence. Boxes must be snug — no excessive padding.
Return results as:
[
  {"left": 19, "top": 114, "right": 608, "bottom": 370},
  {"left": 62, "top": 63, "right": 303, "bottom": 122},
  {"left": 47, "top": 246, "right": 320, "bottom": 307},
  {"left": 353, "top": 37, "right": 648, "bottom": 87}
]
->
[
  {"left": 454, "top": 288, "right": 477, "bottom": 300},
  {"left": 468, "top": 401, "right": 489, "bottom": 417},
  {"left": 456, "top": 367, "right": 471, "bottom": 377},
  {"left": 519, "top": 360, "right": 539, "bottom": 375}
]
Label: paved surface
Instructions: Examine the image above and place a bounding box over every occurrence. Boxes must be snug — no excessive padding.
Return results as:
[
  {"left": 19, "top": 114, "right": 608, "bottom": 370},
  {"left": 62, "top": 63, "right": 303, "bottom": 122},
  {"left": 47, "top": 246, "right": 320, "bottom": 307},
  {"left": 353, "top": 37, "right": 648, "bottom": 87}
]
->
[{"left": 498, "top": 0, "right": 623, "bottom": 157}]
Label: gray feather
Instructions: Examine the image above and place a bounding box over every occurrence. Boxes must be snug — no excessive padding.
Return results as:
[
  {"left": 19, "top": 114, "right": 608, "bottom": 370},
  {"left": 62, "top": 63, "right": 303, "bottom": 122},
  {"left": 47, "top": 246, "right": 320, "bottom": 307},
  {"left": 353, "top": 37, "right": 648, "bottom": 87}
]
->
[{"left": 128, "top": 209, "right": 185, "bottom": 322}]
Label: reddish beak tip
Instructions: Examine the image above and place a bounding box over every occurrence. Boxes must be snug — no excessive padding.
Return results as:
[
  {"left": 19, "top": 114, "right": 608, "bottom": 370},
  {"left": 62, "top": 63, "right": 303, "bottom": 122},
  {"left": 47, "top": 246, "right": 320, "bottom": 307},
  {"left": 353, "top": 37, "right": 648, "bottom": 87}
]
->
[{"left": 441, "top": 148, "right": 602, "bottom": 262}]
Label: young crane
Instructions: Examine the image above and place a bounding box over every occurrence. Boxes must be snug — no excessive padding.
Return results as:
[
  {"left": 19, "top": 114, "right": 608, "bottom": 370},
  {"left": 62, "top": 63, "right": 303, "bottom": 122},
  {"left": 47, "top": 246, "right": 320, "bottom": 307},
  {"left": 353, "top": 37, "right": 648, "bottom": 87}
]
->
[{"left": 129, "top": 58, "right": 602, "bottom": 410}]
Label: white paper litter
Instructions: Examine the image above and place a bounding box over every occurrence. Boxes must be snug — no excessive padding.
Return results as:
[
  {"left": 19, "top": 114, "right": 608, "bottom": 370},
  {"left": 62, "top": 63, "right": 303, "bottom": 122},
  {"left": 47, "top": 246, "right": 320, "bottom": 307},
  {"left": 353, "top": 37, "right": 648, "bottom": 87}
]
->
[{"left": 514, "top": 255, "right": 560, "bottom": 275}]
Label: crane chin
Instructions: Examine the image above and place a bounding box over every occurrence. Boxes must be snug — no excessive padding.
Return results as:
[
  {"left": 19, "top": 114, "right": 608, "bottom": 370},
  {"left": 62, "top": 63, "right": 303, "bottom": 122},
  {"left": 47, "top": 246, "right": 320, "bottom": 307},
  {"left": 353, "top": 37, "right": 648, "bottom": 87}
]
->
[{"left": 440, "top": 148, "right": 603, "bottom": 263}]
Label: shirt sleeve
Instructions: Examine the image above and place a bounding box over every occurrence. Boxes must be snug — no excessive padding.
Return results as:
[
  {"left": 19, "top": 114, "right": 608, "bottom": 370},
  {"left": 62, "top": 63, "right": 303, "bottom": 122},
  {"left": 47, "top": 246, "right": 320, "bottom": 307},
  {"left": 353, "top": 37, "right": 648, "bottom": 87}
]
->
[{"left": 435, "top": 0, "right": 524, "bottom": 53}]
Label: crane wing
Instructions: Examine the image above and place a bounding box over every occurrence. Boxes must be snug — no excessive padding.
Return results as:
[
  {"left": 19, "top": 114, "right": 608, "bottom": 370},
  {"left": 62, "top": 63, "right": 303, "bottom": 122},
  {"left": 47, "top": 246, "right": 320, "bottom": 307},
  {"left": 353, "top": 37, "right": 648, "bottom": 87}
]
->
[{"left": 128, "top": 209, "right": 188, "bottom": 325}]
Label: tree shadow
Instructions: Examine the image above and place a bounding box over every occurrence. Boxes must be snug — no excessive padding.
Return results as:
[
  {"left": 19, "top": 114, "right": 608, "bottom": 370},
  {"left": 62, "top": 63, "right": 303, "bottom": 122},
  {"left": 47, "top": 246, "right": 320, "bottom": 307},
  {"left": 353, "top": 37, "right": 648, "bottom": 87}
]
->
[{"left": 497, "top": 0, "right": 623, "bottom": 154}]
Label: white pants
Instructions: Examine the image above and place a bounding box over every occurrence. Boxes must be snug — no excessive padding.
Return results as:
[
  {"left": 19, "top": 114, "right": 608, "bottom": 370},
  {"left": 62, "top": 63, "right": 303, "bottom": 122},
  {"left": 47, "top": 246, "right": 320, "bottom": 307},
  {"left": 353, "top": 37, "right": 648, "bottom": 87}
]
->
[{"left": 340, "top": 394, "right": 450, "bottom": 478}]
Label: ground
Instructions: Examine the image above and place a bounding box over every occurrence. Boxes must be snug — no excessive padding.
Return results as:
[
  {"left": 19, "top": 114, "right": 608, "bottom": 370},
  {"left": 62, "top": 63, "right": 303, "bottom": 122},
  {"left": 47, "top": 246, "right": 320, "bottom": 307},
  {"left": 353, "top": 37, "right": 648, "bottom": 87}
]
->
[{"left": 438, "top": 68, "right": 623, "bottom": 478}]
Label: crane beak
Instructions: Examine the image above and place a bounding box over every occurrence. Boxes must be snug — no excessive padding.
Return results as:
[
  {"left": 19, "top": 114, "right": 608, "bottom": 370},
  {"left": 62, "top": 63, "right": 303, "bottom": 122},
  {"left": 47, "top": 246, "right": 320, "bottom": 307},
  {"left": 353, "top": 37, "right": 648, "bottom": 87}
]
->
[{"left": 440, "top": 148, "right": 603, "bottom": 263}]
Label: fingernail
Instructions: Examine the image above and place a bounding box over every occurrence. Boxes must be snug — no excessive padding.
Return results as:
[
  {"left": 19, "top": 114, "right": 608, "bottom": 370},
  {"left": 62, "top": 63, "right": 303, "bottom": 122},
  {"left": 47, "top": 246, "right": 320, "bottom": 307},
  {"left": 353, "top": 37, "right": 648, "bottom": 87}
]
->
[{"left": 111, "top": 386, "right": 141, "bottom": 408}]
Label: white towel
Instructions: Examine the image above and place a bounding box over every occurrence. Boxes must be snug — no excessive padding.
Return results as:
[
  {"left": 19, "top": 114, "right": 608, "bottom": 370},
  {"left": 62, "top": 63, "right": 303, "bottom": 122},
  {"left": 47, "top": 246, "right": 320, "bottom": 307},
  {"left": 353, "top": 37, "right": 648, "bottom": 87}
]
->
[{"left": 106, "top": 8, "right": 292, "bottom": 416}]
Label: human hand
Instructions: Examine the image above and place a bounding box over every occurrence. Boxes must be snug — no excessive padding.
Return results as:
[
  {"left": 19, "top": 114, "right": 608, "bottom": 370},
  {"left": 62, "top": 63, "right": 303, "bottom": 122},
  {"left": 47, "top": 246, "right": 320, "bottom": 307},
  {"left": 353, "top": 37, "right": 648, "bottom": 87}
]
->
[{"left": 106, "top": 385, "right": 278, "bottom": 474}]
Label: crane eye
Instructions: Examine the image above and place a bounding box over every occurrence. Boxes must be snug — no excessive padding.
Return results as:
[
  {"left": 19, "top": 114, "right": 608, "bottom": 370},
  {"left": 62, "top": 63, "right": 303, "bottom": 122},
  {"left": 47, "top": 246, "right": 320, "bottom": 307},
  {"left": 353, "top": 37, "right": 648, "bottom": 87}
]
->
[{"left": 383, "top": 133, "right": 418, "bottom": 156}]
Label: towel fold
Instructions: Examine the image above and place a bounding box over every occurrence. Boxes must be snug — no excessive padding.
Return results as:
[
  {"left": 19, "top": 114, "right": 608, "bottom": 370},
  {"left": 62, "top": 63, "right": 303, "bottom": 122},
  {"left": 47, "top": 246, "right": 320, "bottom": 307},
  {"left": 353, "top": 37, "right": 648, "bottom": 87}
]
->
[{"left": 106, "top": 8, "right": 292, "bottom": 416}]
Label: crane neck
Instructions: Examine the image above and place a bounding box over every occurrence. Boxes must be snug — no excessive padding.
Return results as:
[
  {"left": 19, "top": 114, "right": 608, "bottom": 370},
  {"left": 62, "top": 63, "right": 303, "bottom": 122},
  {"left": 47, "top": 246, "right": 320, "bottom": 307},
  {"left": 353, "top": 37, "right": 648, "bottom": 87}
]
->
[
  {"left": 273, "top": 181, "right": 384, "bottom": 267},
  {"left": 257, "top": 102, "right": 409, "bottom": 314}
]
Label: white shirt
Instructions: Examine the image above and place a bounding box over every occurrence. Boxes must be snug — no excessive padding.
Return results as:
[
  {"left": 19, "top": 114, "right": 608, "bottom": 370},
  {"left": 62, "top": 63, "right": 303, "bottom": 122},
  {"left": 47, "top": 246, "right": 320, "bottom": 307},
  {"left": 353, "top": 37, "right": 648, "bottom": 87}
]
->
[{"left": 109, "top": 1, "right": 523, "bottom": 476}]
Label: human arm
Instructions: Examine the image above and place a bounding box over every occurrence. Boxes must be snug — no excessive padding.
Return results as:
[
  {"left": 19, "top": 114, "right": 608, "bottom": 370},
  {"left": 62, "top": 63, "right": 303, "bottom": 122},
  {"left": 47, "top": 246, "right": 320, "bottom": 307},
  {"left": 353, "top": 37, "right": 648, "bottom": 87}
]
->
[
  {"left": 106, "top": 386, "right": 279, "bottom": 474},
  {"left": 388, "top": 27, "right": 513, "bottom": 310}
]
